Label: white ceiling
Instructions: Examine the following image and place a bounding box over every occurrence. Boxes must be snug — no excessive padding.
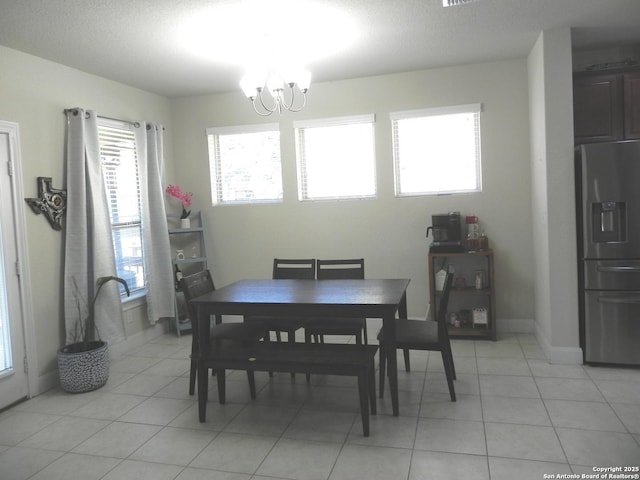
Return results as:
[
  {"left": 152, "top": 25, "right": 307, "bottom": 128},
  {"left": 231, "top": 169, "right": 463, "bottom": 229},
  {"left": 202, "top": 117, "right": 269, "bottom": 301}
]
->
[{"left": 1, "top": 0, "right": 640, "bottom": 98}]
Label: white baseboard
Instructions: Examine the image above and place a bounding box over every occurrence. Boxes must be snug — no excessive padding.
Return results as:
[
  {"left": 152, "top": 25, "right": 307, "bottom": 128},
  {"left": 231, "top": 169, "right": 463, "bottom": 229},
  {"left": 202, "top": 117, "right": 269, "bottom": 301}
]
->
[
  {"left": 35, "top": 324, "right": 166, "bottom": 396},
  {"left": 377, "top": 317, "right": 535, "bottom": 334},
  {"left": 534, "top": 322, "right": 583, "bottom": 365},
  {"left": 497, "top": 317, "right": 534, "bottom": 333},
  {"left": 35, "top": 370, "right": 60, "bottom": 396},
  {"left": 108, "top": 324, "right": 166, "bottom": 359}
]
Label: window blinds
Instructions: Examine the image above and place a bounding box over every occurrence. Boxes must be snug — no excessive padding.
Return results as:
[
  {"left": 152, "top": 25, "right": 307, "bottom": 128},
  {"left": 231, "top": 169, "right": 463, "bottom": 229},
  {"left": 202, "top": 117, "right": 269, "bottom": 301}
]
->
[
  {"left": 206, "top": 124, "right": 282, "bottom": 205},
  {"left": 293, "top": 114, "right": 377, "bottom": 201},
  {"left": 97, "top": 121, "right": 145, "bottom": 294},
  {"left": 391, "top": 104, "right": 482, "bottom": 196}
]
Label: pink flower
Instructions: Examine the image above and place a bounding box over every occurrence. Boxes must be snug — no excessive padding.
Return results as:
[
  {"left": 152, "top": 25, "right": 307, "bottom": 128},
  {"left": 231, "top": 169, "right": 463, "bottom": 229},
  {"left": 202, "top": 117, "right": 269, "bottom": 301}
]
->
[{"left": 166, "top": 185, "right": 193, "bottom": 218}]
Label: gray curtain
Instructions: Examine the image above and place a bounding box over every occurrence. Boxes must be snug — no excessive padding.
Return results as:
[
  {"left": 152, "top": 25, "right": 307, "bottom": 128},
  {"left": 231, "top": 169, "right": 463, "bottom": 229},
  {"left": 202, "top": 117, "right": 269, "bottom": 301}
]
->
[
  {"left": 64, "top": 108, "right": 125, "bottom": 345},
  {"left": 135, "top": 123, "right": 174, "bottom": 324}
]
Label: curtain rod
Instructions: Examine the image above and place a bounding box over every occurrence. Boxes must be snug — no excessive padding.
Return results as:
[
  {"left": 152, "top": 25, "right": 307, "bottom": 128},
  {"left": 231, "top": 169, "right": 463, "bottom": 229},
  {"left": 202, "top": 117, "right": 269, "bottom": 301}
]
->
[{"left": 64, "top": 108, "right": 145, "bottom": 129}]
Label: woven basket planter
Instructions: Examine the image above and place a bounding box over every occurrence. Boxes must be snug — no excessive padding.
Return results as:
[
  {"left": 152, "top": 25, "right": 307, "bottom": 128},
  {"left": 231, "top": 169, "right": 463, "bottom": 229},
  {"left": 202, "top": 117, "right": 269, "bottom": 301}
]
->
[{"left": 57, "top": 341, "right": 109, "bottom": 393}]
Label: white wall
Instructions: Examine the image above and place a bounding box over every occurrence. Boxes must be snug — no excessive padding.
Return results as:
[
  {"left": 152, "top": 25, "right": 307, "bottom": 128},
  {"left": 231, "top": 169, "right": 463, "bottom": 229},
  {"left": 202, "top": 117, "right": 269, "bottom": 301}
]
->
[
  {"left": 528, "top": 32, "right": 552, "bottom": 350},
  {"left": 170, "top": 59, "right": 535, "bottom": 328},
  {"left": 0, "top": 35, "right": 589, "bottom": 397},
  {"left": 0, "top": 39, "right": 586, "bottom": 398},
  {"left": 527, "top": 28, "right": 582, "bottom": 364},
  {"left": 0, "top": 46, "right": 172, "bottom": 391}
]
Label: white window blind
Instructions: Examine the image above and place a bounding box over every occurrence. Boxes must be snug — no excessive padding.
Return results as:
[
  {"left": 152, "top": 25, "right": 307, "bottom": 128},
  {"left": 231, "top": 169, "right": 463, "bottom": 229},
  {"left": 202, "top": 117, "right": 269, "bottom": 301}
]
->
[
  {"left": 294, "top": 114, "right": 376, "bottom": 201},
  {"left": 206, "top": 124, "right": 282, "bottom": 205},
  {"left": 391, "top": 104, "right": 482, "bottom": 196},
  {"left": 98, "top": 120, "right": 145, "bottom": 295}
]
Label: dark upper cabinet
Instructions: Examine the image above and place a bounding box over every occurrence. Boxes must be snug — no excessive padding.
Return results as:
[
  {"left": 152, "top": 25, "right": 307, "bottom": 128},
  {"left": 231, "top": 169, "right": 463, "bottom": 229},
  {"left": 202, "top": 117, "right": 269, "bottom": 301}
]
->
[
  {"left": 573, "top": 70, "right": 640, "bottom": 144},
  {"left": 573, "top": 73, "right": 623, "bottom": 143},
  {"left": 624, "top": 72, "right": 640, "bottom": 139}
]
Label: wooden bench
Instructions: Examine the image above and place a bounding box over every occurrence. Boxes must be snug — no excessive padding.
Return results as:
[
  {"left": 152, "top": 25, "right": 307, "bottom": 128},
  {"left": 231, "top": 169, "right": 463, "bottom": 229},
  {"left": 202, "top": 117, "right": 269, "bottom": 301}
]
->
[{"left": 196, "top": 341, "right": 379, "bottom": 436}]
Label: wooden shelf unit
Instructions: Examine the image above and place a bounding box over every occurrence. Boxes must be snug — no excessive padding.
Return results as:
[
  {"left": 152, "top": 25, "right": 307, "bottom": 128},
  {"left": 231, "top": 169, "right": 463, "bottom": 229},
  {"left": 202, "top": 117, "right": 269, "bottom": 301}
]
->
[{"left": 428, "top": 249, "right": 496, "bottom": 341}]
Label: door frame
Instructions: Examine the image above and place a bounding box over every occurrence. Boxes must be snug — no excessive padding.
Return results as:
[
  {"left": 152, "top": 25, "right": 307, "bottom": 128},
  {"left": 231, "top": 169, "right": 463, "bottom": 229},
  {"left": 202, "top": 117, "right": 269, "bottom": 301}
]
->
[{"left": 0, "top": 120, "right": 37, "bottom": 401}]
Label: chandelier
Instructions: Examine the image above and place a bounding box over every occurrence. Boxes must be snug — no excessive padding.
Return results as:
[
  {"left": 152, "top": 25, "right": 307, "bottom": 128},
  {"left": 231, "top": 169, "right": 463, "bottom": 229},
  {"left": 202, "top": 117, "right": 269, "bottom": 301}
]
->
[
  {"left": 442, "top": 0, "right": 479, "bottom": 6},
  {"left": 240, "top": 69, "right": 311, "bottom": 116}
]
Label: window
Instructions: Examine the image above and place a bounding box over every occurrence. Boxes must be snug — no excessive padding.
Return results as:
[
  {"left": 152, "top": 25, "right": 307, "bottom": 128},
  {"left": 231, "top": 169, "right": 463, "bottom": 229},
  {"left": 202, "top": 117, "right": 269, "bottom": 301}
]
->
[
  {"left": 391, "top": 104, "right": 482, "bottom": 196},
  {"left": 207, "top": 124, "right": 282, "bottom": 205},
  {"left": 294, "top": 115, "right": 376, "bottom": 201},
  {"left": 98, "top": 119, "right": 145, "bottom": 296}
]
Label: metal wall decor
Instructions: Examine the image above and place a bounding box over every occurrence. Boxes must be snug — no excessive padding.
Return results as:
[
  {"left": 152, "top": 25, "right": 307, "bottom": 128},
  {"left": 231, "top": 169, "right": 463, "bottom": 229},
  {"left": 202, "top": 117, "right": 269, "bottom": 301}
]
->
[{"left": 25, "top": 176, "right": 67, "bottom": 231}]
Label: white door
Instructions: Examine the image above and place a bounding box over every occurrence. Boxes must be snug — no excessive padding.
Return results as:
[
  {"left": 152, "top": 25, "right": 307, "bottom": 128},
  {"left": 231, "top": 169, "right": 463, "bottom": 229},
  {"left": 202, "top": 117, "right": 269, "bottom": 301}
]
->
[{"left": 0, "top": 123, "right": 30, "bottom": 409}]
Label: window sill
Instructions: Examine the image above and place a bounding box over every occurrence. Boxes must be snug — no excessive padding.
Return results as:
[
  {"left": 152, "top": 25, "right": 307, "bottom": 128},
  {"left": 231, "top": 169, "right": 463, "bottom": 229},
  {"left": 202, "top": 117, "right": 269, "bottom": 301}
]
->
[{"left": 122, "top": 289, "right": 147, "bottom": 312}]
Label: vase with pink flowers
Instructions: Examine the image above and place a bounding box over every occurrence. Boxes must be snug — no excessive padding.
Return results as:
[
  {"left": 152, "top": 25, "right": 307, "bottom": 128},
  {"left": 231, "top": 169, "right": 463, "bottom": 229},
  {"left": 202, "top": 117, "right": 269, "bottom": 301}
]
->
[{"left": 166, "top": 184, "right": 193, "bottom": 228}]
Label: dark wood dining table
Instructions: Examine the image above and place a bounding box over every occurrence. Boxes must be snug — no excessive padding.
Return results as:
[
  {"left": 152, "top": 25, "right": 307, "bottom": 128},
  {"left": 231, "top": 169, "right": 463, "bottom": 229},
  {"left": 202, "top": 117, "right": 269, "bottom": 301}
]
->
[{"left": 191, "top": 278, "right": 410, "bottom": 418}]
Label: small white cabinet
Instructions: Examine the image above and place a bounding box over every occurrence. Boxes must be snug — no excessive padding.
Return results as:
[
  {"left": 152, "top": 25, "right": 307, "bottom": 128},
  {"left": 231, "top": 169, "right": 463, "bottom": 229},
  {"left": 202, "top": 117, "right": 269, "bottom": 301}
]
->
[{"left": 167, "top": 211, "right": 208, "bottom": 336}]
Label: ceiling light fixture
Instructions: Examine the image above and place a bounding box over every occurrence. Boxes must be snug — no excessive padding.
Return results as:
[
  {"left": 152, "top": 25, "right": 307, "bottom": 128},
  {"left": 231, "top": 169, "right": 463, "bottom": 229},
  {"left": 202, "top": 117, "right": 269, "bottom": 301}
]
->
[
  {"left": 240, "top": 69, "right": 311, "bottom": 116},
  {"left": 443, "top": 0, "right": 479, "bottom": 6},
  {"left": 180, "top": 1, "right": 356, "bottom": 116}
]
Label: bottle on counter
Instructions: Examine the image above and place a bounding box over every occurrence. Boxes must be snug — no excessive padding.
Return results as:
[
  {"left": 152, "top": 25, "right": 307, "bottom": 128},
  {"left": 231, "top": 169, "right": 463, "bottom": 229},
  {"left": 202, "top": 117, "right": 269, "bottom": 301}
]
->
[
  {"left": 465, "top": 234, "right": 477, "bottom": 251},
  {"left": 465, "top": 215, "right": 480, "bottom": 237},
  {"left": 465, "top": 215, "right": 480, "bottom": 250},
  {"left": 478, "top": 232, "right": 489, "bottom": 250}
]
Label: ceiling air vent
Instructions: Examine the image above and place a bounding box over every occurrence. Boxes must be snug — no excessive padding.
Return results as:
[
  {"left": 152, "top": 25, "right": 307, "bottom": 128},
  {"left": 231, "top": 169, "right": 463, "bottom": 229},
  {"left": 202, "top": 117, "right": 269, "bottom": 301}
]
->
[{"left": 443, "top": 0, "right": 479, "bottom": 6}]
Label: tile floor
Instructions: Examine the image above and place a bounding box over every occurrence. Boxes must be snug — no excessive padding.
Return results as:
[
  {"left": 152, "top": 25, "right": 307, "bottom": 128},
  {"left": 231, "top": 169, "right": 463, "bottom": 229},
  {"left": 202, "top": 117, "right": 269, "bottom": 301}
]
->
[{"left": 1, "top": 326, "right": 639, "bottom": 480}]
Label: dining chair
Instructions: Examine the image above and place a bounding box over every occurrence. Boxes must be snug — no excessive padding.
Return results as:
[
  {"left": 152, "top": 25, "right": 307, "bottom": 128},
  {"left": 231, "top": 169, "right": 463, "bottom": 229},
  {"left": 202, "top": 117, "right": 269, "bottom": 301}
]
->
[
  {"left": 244, "top": 258, "right": 316, "bottom": 343},
  {"left": 304, "top": 258, "right": 368, "bottom": 344},
  {"left": 179, "top": 269, "right": 266, "bottom": 395},
  {"left": 377, "top": 265, "right": 456, "bottom": 401},
  {"left": 304, "top": 259, "right": 367, "bottom": 381},
  {"left": 244, "top": 258, "right": 316, "bottom": 377}
]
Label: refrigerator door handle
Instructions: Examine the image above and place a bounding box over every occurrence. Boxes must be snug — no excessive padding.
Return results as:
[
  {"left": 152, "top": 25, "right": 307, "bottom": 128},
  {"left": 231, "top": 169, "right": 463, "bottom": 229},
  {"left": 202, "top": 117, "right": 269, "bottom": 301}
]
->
[
  {"left": 598, "top": 295, "right": 640, "bottom": 305},
  {"left": 596, "top": 265, "right": 640, "bottom": 273}
]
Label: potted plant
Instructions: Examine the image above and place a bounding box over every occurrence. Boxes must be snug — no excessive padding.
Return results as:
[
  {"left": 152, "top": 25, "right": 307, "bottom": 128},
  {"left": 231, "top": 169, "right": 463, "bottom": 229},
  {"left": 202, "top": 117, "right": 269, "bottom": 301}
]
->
[
  {"left": 166, "top": 184, "right": 193, "bottom": 228},
  {"left": 57, "top": 276, "right": 130, "bottom": 393}
]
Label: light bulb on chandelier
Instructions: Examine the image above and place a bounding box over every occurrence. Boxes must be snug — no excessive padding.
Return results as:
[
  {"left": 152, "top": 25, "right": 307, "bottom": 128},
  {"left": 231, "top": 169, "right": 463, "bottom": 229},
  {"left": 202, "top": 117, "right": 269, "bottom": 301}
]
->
[{"left": 240, "top": 69, "right": 311, "bottom": 116}]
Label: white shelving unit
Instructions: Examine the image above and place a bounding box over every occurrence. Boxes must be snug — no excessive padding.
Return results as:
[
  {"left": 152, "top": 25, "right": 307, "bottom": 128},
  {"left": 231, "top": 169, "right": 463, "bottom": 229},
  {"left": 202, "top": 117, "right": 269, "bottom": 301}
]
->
[{"left": 167, "top": 211, "right": 208, "bottom": 336}]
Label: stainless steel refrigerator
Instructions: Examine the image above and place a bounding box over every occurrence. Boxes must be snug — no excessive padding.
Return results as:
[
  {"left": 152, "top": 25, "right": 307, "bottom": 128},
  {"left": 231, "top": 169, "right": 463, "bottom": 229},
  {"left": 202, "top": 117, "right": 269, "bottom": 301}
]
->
[{"left": 576, "top": 140, "right": 640, "bottom": 366}]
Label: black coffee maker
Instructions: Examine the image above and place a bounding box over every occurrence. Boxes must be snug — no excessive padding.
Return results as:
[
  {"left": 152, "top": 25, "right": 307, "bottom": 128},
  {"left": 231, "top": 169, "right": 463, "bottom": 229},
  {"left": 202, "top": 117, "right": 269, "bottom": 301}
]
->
[{"left": 426, "top": 212, "right": 465, "bottom": 253}]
